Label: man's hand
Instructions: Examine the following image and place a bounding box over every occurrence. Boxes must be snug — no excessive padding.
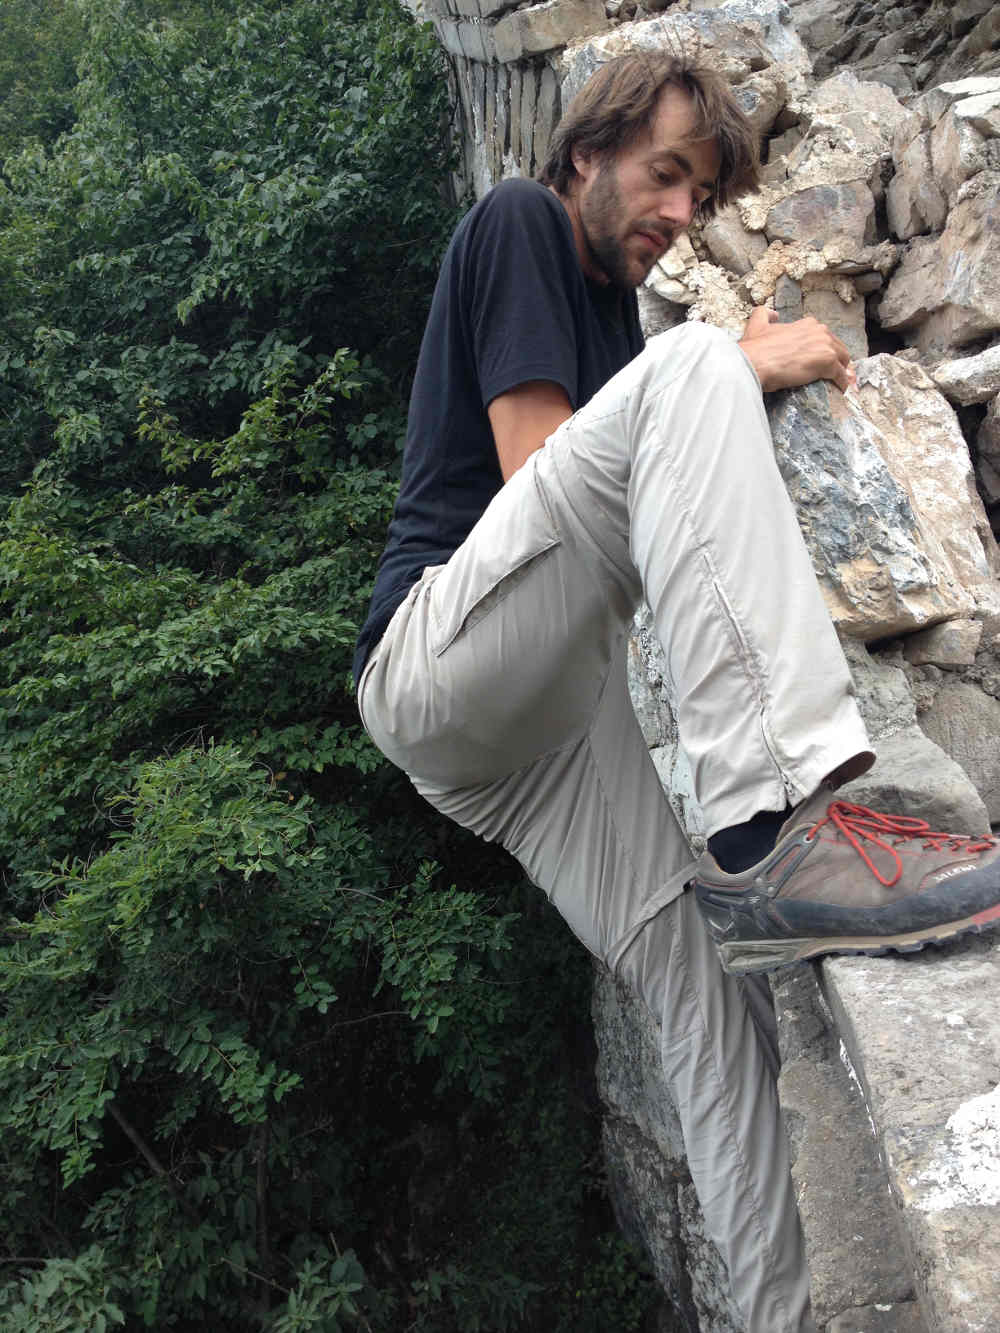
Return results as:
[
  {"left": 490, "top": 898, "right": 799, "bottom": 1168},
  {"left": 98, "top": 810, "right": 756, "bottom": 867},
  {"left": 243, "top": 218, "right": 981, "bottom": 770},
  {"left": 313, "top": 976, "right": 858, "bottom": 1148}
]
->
[
  {"left": 488, "top": 380, "right": 573, "bottom": 482},
  {"left": 738, "top": 307, "right": 855, "bottom": 393}
]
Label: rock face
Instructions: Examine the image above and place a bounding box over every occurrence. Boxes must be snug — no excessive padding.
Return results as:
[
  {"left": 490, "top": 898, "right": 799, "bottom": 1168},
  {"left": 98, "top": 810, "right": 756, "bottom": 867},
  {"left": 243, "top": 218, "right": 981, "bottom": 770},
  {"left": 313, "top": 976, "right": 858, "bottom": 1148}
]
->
[
  {"left": 418, "top": 0, "right": 1000, "bottom": 1328},
  {"left": 768, "top": 364, "right": 999, "bottom": 639}
]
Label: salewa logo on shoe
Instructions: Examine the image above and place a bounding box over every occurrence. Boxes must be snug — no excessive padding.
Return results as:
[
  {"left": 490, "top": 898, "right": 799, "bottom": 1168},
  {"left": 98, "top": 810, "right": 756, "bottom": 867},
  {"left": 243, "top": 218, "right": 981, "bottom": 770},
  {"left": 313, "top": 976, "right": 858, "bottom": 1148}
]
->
[{"left": 932, "top": 863, "right": 979, "bottom": 883}]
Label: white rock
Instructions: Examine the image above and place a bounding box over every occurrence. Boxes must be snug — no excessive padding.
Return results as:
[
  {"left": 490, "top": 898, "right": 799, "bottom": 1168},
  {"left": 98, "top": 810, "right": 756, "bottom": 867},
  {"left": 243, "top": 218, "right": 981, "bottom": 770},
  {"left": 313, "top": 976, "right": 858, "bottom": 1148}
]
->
[
  {"left": 921, "top": 76, "right": 1000, "bottom": 126},
  {"left": 887, "top": 132, "right": 948, "bottom": 240},
  {"left": 932, "top": 346, "right": 1000, "bottom": 406},
  {"left": 953, "top": 90, "right": 1000, "bottom": 138},
  {"left": 853, "top": 356, "right": 1000, "bottom": 621},
  {"left": 879, "top": 177, "right": 1000, "bottom": 356},
  {"left": 930, "top": 104, "right": 989, "bottom": 203},
  {"left": 767, "top": 356, "right": 1000, "bottom": 639},
  {"left": 700, "top": 206, "right": 769, "bottom": 276}
]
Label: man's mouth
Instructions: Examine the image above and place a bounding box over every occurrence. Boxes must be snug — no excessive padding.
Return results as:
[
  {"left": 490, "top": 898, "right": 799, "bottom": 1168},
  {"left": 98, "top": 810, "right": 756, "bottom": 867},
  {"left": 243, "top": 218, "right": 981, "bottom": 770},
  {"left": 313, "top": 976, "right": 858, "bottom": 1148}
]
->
[{"left": 634, "top": 227, "right": 671, "bottom": 256}]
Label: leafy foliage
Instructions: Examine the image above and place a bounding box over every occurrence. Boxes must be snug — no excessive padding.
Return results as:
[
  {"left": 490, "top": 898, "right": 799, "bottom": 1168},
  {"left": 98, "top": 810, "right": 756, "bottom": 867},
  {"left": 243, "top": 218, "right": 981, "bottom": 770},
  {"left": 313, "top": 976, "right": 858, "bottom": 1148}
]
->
[{"left": 0, "top": 0, "right": 659, "bottom": 1329}]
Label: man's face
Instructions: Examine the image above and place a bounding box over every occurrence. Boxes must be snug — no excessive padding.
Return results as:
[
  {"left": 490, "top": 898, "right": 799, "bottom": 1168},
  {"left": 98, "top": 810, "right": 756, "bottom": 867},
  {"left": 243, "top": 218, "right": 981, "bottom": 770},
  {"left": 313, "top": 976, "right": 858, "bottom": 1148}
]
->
[{"left": 570, "top": 86, "right": 721, "bottom": 290}]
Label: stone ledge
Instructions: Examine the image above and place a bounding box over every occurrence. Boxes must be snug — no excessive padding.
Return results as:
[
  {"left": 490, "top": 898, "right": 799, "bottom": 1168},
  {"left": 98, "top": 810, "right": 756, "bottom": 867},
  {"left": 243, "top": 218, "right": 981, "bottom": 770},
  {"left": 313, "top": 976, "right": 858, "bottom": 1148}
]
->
[{"left": 821, "top": 937, "right": 1000, "bottom": 1333}]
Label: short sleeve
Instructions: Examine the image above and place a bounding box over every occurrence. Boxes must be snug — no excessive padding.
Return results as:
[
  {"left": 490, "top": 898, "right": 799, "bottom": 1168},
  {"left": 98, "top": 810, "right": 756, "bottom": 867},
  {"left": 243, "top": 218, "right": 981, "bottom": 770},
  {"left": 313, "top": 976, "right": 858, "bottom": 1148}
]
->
[{"left": 458, "top": 181, "right": 584, "bottom": 411}]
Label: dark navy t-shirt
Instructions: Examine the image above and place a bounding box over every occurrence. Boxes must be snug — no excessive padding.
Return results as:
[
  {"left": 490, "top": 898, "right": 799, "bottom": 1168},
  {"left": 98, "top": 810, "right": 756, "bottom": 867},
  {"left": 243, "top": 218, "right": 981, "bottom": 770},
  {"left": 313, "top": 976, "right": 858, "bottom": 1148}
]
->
[{"left": 353, "top": 178, "right": 644, "bottom": 683}]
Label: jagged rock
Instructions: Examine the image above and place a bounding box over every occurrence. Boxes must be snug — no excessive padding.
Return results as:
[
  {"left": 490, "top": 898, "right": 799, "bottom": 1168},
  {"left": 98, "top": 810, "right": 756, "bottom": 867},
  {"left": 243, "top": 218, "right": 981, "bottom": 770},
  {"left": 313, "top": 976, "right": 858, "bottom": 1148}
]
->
[
  {"left": 951, "top": 0, "right": 995, "bottom": 43},
  {"left": 773, "top": 967, "right": 917, "bottom": 1328},
  {"left": 944, "top": 5, "right": 1000, "bottom": 82},
  {"left": 839, "top": 637, "right": 918, "bottom": 742},
  {"left": 764, "top": 180, "right": 876, "bottom": 249},
  {"left": 919, "top": 679, "right": 1000, "bottom": 821},
  {"left": 887, "top": 132, "right": 949, "bottom": 239},
  {"left": 921, "top": 75, "right": 1000, "bottom": 124},
  {"left": 733, "top": 66, "right": 788, "bottom": 136},
  {"left": 767, "top": 357, "right": 1000, "bottom": 640},
  {"left": 852, "top": 356, "right": 1000, "bottom": 621},
  {"left": 560, "top": 2, "right": 811, "bottom": 108},
  {"left": 808, "top": 67, "right": 912, "bottom": 133},
  {"left": 835, "top": 638, "right": 990, "bottom": 831},
  {"left": 826, "top": 1307, "right": 927, "bottom": 1333},
  {"left": 494, "top": 0, "right": 608, "bottom": 63},
  {"left": 635, "top": 284, "right": 687, "bottom": 339},
  {"left": 823, "top": 938, "right": 1000, "bottom": 1333},
  {"left": 840, "top": 725, "right": 991, "bottom": 833},
  {"left": 879, "top": 177, "right": 1000, "bottom": 356},
  {"left": 979, "top": 395, "right": 1000, "bottom": 468},
  {"left": 956, "top": 90, "right": 1000, "bottom": 137},
  {"left": 700, "top": 206, "right": 769, "bottom": 276},
  {"left": 800, "top": 281, "right": 868, "bottom": 361},
  {"left": 628, "top": 606, "right": 705, "bottom": 847},
  {"left": 929, "top": 100, "right": 990, "bottom": 203},
  {"left": 931, "top": 345, "right": 1000, "bottom": 405},
  {"left": 903, "top": 619, "right": 983, "bottom": 669}
]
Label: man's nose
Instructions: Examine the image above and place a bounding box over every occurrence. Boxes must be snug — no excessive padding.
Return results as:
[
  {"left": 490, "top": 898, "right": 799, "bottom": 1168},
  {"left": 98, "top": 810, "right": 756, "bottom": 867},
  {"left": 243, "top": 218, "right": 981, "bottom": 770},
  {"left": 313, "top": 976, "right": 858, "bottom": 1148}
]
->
[{"left": 658, "top": 187, "right": 697, "bottom": 229}]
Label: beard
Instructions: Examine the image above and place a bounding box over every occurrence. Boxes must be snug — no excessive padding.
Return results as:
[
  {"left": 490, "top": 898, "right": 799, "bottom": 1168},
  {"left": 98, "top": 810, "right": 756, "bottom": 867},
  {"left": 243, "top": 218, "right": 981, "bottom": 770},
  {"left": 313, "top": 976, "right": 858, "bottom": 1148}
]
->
[{"left": 579, "top": 161, "right": 665, "bottom": 292}]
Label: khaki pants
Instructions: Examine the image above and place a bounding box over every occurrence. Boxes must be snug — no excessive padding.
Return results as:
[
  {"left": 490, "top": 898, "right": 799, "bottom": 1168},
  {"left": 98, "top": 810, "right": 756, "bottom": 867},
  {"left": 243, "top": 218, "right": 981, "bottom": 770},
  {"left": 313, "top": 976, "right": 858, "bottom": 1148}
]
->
[{"left": 358, "top": 322, "right": 873, "bottom": 1332}]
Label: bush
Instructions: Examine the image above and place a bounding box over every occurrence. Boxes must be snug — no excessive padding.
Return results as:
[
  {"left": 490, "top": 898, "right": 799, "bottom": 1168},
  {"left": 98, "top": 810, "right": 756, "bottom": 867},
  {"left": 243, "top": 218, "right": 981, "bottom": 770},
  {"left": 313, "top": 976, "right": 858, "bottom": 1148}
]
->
[{"left": 0, "top": 1, "right": 659, "bottom": 1327}]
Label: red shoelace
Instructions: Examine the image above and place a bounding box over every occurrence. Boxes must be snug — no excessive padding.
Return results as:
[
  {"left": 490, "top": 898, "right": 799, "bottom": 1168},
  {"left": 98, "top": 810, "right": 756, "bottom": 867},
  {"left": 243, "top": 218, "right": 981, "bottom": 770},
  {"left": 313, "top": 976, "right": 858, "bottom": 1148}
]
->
[{"left": 805, "top": 800, "right": 996, "bottom": 887}]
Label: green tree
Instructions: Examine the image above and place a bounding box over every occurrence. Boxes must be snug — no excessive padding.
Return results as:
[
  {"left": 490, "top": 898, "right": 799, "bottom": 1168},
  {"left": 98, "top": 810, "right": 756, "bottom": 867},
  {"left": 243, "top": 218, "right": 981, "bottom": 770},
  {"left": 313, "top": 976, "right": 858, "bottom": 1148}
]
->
[
  {"left": 0, "top": 0, "right": 85, "bottom": 161},
  {"left": 0, "top": 1, "right": 658, "bottom": 1328}
]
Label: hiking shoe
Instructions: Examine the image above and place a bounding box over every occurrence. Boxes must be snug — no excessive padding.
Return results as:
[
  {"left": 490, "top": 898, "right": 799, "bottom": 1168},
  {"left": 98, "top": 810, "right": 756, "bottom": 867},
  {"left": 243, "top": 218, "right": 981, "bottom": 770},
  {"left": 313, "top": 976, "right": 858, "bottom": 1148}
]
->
[{"left": 691, "top": 788, "right": 1000, "bottom": 974}]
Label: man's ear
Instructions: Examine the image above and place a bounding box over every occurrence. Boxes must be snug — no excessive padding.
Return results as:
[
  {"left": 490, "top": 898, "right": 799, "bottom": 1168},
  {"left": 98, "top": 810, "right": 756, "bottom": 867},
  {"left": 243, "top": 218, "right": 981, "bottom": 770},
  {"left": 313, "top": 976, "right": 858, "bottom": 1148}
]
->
[{"left": 570, "top": 143, "right": 598, "bottom": 185}]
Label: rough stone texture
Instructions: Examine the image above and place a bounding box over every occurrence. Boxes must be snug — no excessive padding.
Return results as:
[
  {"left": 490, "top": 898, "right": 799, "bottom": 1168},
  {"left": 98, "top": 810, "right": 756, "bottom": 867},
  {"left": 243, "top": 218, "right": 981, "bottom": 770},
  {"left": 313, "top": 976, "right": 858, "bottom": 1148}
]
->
[
  {"left": 701, "top": 206, "right": 769, "bottom": 276},
  {"left": 839, "top": 725, "right": 991, "bottom": 835},
  {"left": 879, "top": 180, "right": 1000, "bottom": 356},
  {"left": 560, "top": 2, "right": 811, "bottom": 110},
  {"left": 887, "top": 131, "right": 949, "bottom": 239},
  {"left": 852, "top": 357, "right": 1000, "bottom": 624},
  {"left": 493, "top": 0, "right": 607, "bottom": 63},
  {"left": 931, "top": 345, "right": 1000, "bottom": 405},
  {"left": 823, "top": 939, "right": 1000, "bottom": 1333},
  {"left": 773, "top": 967, "right": 919, "bottom": 1329},
  {"left": 768, "top": 370, "right": 987, "bottom": 640},
  {"left": 801, "top": 282, "right": 868, "bottom": 361},
  {"left": 978, "top": 394, "right": 1000, "bottom": 468},
  {"left": 827, "top": 1306, "right": 929, "bottom": 1333},
  {"left": 918, "top": 679, "right": 1000, "bottom": 821},
  {"left": 902, "top": 619, "right": 983, "bottom": 668},
  {"left": 764, "top": 180, "right": 876, "bottom": 249}
]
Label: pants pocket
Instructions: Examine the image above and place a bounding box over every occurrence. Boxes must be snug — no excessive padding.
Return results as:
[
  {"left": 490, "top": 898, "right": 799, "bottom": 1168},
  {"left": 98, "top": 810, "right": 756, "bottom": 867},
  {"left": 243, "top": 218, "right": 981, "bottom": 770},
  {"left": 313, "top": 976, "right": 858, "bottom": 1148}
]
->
[{"left": 430, "top": 474, "right": 560, "bottom": 657}]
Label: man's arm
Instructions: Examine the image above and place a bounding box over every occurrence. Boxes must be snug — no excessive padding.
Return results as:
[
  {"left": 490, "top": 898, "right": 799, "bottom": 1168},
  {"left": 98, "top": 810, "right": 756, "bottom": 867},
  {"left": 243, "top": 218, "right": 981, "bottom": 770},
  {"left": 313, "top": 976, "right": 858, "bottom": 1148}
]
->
[
  {"left": 488, "top": 380, "right": 573, "bottom": 482},
  {"left": 738, "top": 307, "right": 855, "bottom": 393},
  {"left": 489, "top": 309, "right": 851, "bottom": 481}
]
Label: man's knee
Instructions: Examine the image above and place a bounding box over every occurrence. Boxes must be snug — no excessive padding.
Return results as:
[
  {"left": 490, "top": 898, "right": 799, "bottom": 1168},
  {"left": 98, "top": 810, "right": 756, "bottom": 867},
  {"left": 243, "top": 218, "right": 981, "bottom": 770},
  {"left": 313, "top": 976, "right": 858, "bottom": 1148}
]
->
[{"left": 639, "top": 320, "right": 755, "bottom": 393}]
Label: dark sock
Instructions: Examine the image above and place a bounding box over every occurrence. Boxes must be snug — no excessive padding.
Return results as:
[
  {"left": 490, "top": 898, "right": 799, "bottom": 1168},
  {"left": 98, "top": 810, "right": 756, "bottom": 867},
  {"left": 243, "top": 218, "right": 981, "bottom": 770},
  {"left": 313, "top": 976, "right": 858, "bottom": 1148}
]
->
[{"left": 707, "top": 805, "right": 792, "bottom": 875}]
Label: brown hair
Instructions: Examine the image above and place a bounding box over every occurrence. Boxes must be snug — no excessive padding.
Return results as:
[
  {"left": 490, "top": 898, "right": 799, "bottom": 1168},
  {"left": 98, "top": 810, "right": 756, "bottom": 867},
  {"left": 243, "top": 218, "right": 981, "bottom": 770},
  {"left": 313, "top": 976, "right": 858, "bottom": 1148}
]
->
[{"left": 537, "top": 50, "right": 760, "bottom": 217}]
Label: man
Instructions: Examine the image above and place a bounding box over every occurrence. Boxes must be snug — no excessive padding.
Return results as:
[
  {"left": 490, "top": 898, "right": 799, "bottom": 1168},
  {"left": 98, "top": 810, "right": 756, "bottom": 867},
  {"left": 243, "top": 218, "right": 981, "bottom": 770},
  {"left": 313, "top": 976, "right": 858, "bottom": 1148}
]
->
[{"left": 354, "top": 53, "right": 1000, "bottom": 1331}]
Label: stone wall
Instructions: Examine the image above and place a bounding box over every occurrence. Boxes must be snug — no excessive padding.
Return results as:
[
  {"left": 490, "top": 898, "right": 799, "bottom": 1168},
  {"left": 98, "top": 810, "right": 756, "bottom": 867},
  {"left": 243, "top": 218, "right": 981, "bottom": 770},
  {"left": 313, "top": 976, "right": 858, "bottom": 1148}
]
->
[{"left": 415, "top": 0, "right": 1000, "bottom": 1327}]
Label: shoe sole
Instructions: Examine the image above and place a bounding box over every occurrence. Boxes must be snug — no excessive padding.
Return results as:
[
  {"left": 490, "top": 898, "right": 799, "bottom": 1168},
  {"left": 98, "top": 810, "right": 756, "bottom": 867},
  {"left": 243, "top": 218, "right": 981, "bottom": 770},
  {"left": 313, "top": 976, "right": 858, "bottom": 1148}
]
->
[{"left": 717, "top": 899, "right": 1000, "bottom": 974}]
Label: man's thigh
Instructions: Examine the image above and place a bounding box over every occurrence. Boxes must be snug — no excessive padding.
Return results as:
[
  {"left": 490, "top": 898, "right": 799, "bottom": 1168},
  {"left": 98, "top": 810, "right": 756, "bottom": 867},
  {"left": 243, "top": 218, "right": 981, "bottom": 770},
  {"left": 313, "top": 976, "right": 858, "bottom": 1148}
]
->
[{"left": 359, "top": 452, "right": 638, "bottom": 790}]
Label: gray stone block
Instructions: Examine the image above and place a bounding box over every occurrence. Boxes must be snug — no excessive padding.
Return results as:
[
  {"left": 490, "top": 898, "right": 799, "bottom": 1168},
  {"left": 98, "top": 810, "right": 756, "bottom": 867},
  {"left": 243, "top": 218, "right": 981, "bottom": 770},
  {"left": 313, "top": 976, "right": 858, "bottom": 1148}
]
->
[
  {"left": 774, "top": 968, "right": 917, "bottom": 1327},
  {"left": 918, "top": 679, "right": 1000, "bottom": 822},
  {"left": 493, "top": 0, "right": 607, "bottom": 63},
  {"left": 823, "top": 937, "right": 1000, "bottom": 1333}
]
